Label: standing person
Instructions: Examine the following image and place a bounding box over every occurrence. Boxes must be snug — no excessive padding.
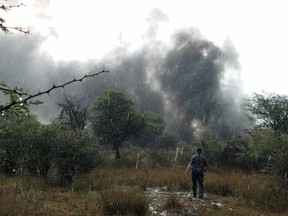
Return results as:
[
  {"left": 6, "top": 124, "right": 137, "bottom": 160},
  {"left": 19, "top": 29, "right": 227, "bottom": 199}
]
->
[{"left": 186, "top": 147, "right": 208, "bottom": 198}]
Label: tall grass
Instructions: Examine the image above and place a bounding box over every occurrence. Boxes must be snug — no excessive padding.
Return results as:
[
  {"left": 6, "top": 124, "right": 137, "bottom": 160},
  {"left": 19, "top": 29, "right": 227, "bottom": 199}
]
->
[
  {"left": 83, "top": 166, "right": 288, "bottom": 213},
  {"left": 0, "top": 166, "right": 288, "bottom": 215},
  {"left": 75, "top": 165, "right": 191, "bottom": 192},
  {"left": 205, "top": 169, "right": 288, "bottom": 213},
  {"left": 99, "top": 188, "right": 148, "bottom": 216},
  {"left": 0, "top": 174, "right": 102, "bottom": 216}
]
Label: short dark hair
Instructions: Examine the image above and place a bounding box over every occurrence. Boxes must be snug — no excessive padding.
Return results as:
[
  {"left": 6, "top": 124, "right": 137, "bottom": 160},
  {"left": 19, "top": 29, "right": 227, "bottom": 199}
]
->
[{"left": 197, "top": 147, "right": 202, "bottom": 153}]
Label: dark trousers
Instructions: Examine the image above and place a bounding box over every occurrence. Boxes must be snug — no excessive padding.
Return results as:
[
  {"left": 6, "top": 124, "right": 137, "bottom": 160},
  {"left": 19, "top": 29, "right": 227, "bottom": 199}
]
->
[{"left": 192, "top": 170, "right": 204, "bottom": 197}]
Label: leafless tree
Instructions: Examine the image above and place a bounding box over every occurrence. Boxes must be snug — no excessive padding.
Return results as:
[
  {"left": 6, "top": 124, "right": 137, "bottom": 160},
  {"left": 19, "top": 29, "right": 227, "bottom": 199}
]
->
[{"left": 58, "top": 95, "right": 88, "bottom": 131}]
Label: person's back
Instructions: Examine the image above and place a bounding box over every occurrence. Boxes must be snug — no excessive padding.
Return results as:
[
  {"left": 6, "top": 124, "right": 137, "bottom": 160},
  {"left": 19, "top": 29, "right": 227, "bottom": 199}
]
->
[
  {"left": 191, "top": 152, "right": 207, "bottom": 172},
  {"left": 186, "top": 147, "right": 208, "bottom": 198}
]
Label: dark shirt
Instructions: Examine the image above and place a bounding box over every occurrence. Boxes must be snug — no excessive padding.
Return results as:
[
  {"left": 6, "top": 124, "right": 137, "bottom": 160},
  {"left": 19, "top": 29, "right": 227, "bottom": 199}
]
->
[{"left": 190, "top": 153, "right": 208, "bottom": 172}]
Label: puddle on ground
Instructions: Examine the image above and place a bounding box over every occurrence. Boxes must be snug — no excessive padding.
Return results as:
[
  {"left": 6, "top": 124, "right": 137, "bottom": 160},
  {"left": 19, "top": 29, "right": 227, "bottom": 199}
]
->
[{"left": 145, "top": 187, "right": 233, "bottom": 216}]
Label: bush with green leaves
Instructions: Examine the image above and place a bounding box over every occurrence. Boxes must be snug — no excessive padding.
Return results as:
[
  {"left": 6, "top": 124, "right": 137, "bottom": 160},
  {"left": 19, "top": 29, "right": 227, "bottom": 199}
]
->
[
  {"left": 199, "top": 133, "right": 224, "bottom": 166},
  {"left": 154, "top": 132, "right": 179, "bottom": 150},
  {"left": 239, "top": 129, "right": 288, "bottom": 176},
  {"left": 236, "top": 151, "right": 262, "bottom": 172},
  {"left": 0, "top": 113, "right": 41, "bottom": 175},
  {"left": 52, "top": 124, "right": 101, "bottom": 185},
  {"left": 148, "top": 149, "right": 175, "bottom": 167},
  {"left": 131, "top": 112, "right": 166, "bottom": 148},
  {"left": 0, "top": 114, "right": 101, "bottom": 184}
]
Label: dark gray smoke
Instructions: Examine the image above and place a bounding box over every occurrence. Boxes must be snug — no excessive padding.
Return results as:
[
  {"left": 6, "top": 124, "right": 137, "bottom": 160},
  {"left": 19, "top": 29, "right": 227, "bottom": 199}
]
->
[
  {"left": 0, "top": 8, "right": 249, "bottom": 141},
  {"left": 157, "top": 31, "right": 241, "bottom": 140},
  {"left": 81, "top": 29, "right": 248, "bottom": 141},
  {"left": 0, "top": 34, "right": 88, "bottom": 123},
  {"left": 82, "top": 51, "right": 165, "bottom": 114}
]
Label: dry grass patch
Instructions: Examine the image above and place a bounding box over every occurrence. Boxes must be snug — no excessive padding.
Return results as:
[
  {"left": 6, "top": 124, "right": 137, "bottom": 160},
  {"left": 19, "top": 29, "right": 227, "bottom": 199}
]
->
[
  {"left": 1, "top": 166, "right": 287, "bottom": 215},
  {"left": 165, "top": 194, "right": 181, "bottom": 209},
  {"left": 79, "top": 167, "right": 183, "bottom": 191},
  {"left": 205, "top": 169, "right": 288, "bottom": 213},
  {"left": 0, "top": 175, "right": 102, "bottom": 216},
  {"left": 99, "top": 187, "right": 148, "bottom": 216}
]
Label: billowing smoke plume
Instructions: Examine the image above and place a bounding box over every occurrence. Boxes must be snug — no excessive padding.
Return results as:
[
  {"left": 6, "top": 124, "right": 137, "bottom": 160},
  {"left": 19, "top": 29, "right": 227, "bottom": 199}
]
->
[
  {"left": 80, "top": 28, "right": 248, "bottom": 141},
  {"left": 0, "top": 8, "right": 249, "bottom": 141}
]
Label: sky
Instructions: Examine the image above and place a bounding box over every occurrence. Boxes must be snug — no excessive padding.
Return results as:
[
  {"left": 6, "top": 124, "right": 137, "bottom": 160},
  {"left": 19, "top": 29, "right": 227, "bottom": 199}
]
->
[
  {"left": 3, "top": 0, "right": 288, "bottom": 94},
  {"left": 1, "top": 0, "right": 288, "bottom": 140},
  {"left": 21, "top": 0, "right": 288, "bottom": 95}
]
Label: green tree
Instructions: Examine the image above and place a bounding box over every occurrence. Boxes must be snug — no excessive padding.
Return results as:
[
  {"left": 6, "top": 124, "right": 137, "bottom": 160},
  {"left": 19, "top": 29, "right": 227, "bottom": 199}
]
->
[
  {"left": 0, "top": 113, "right": 98, "bottom": 181},
  {"left": 242, "top": 129, "right": 288, "bottom": 176},
  {"left": 90, "top": 90, "right": 146, "bottom": 159},
  {"left": 219, "top": 136, "right": 248, "bottom": 166},
  {"left": 0, "top": 112, "right": 60, "bottom": 177},
  {"left": 35, "top": 121, "right": 98, "bottom": 184},
  {"left": 243, "top": 92, "right": 288, "bottom": 177},
  {"left": 157, "top": 132, "right": 179, "bottom": 149},
  {"left": 24, "top": 123, "right": 59, "bottom": 178},
  {"left": 53, "top": 121, "right": 101, "bottom": 185},
  {"left": 245, "top": 92, "right": 288, "bottom": 133},
  {"left": 0, "top": 112, "right": 41, "bottom": 174},
  {"left": 199, "top": 134, "right": 224, "bottom": 165},
  {"left": 131, "top": 112, "right": 166, "bottom": 148}
]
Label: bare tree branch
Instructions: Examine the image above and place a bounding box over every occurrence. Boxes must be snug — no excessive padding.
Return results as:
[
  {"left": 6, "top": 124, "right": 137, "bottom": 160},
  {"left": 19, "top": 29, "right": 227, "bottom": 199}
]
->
[
  {"left": 1, "top": 3, "right": 25, "bottom": 11},
  {"left": 0, "top": 2, "right": 30, "bottom": 34},
  {"left": 0, "top": 70, "right": 109, "bottom": 113},
  {"left": 0, "top": 24, "right": 30, "bottom": 34}
]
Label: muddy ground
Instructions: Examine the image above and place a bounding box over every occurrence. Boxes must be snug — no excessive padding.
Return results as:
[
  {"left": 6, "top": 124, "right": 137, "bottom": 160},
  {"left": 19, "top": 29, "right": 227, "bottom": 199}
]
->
[{"left": 146, "top": 187, "right": 235, "bottom": 216}]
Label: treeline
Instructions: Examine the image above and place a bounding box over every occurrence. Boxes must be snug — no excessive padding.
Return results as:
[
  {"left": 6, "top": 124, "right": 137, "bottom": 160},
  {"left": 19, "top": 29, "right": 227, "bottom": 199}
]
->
[
  {"left": 200, "top": 92, "right": 288, "bottom": 187},
  {"left": 0, "top": 89, "right": 181, "bottom": 185},
  {"left": 0, "top": 90, "right": 288, "bottom": 187}
]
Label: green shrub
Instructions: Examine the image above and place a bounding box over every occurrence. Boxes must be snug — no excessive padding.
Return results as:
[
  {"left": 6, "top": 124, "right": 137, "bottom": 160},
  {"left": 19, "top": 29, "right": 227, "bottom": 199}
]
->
[
  {"left": 250, "top": 129, "right": 288, "bottom": 177},
  {"left": 157, "top": 132, "right": 179, "bottom": 149},
  {"left": 148, "top": 150, "right": 174, "bottom": 167},
  {"left": 236, "top": 152, "right": 261, "bottom": 172}
]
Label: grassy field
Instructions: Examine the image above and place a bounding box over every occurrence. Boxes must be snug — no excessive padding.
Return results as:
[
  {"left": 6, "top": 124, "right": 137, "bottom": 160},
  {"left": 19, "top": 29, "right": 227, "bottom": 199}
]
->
[{"left": 0, "top": 166, "right": 287, "bottom": 215}]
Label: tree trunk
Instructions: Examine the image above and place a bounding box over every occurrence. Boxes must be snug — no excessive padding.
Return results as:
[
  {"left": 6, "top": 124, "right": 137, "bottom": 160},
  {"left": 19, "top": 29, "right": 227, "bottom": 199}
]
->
[{"left": 115, "top": 147, "right": 121, "bottom": 160}]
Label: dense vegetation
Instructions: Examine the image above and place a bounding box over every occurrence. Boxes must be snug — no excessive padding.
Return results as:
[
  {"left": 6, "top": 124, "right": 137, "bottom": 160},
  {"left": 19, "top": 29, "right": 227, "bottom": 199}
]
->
[
  {"left": 0, "top": 90, "right": 288, "bottom": 215},
  {"left": 0, "top": 90, "right": 288, "bottom": 184}
]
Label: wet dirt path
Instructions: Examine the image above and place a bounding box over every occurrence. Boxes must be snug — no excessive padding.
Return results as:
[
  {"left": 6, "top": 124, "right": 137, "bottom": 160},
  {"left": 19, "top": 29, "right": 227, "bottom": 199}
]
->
[{"left": 146, "top": 187, "right": 235, "bottom": 215}]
